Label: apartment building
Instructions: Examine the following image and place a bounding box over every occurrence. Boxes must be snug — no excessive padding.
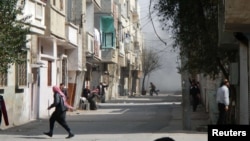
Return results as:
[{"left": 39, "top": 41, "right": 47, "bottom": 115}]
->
[
  {"left": 199, "top": 0, "right": 250, "bottom": 125},
  {"left": 219, "top": 0, "right": 250, "bottom": 124},
  {"left": 0, "top": 0, "right": 143, "bottom": 129}
]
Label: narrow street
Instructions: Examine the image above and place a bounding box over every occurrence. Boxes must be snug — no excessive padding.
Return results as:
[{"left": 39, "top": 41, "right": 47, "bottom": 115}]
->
[{"left": 0, "top": 93, "right": 208, "bottom": 141}]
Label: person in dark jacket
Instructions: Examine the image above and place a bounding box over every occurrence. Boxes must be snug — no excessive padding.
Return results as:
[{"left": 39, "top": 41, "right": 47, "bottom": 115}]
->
[
  {"left": 150, "top": 82, "right": 158, "bottom": 96},
  {"left": 44, "top": 86, "right": 74, "bottom": 138},
  {"left": 89, "top": 87, "right": 99, "bottom": 110},
  {"left": 97, "top": 82, "right": 108, "bottom": 103},
  {"left": 190, "top": 81, "right": 200, "bottom": 112},
  {"left": 82, "top": 86, "right": 98, "bottom": 110}
]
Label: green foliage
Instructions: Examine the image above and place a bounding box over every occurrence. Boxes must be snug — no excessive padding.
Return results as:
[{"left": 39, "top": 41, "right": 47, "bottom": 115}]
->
[
  {"left": 153, "top": 0, "right": 237, "bottom": 78},
  {"left": 0, "top": 0, "right": 30, "bottom": 73}
]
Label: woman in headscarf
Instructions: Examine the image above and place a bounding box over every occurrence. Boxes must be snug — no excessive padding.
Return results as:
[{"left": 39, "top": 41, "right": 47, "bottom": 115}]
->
[{"left": 43, "top": 86, "right": 74, "bottom": 138}]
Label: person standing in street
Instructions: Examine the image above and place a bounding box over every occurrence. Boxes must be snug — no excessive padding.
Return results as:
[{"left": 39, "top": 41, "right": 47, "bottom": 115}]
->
[
  {"left": 98, "top": 82, "right": 108, "bottom": 103},
  {"left": 189, "top": 80, "right": 200, "bottom": 112},
  {"left": 216, "top": 79, "right": 230, "bottom": 125},
  {"left": 44, "top": 86, "right": 75, "bottom": 138}
]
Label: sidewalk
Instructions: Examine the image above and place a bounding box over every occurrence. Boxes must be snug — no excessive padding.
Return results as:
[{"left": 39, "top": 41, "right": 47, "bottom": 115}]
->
[{"left": 191, "top": 105, "right": 209, "bottom": 132}]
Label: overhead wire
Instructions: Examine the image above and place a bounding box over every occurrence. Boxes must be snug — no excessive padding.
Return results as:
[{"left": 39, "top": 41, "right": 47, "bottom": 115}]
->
[
  {"left": 120, "top": 11, "right": 155, "bottom": 30},
  {"left": 148, "top": 0, "right": 168, "bottom": 46}
]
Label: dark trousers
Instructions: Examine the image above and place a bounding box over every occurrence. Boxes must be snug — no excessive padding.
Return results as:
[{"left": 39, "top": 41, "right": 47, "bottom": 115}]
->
[
  {"left": 49, "top": 111, "right": 71, "bottom": 133},
  {"left": 150, "top": 89, "right": 158, "bottom": 96},
  {"left": 87, "top": 94, "right": 97, "bottom": 110},
  {"left": 217, "top": 103, "right": 227, "bottom": 125},
  {"left": 101, "top": 94, "right": 105, "bottom": 103},
  {"left": 191, "top": 95, "right": 199, "bottom": 111}
]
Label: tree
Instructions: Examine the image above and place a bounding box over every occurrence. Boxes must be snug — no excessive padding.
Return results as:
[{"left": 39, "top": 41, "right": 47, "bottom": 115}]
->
[
  {"left": 141, "top": 49, "right": 162, "bottom": 94},
  {"left": 0, "top": 0, "right": 30, "bottom": 73},
  {"left": 152, "top": 0, "right": 237, "bottom": 79}
]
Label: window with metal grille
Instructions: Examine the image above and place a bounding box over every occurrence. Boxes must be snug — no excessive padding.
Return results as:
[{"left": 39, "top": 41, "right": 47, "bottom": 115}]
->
[
  {"left": 0, "top": 72, "right": 7, "bottom": 87},
  {"left": 17, "top": 61, "right": 27, "bottom": 86}
]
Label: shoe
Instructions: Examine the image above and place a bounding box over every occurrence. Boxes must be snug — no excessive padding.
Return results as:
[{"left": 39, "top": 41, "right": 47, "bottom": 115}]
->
[
  {"left": 66, "top": 133, "right": 74, "bottom": 139},
  {"left": 43, "top": 132, "right": 52, "bottom": 137}
]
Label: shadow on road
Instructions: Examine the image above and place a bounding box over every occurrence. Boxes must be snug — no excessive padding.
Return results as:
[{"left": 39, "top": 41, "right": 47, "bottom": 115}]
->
[{"left": 0, "top": 93, "right": 208, "bottom": 136}]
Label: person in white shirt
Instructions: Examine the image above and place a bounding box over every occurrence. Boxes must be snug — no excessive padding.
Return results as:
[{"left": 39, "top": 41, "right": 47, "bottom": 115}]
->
[{"left": 216, "top": 79, "right": 230, "bottom": 125}]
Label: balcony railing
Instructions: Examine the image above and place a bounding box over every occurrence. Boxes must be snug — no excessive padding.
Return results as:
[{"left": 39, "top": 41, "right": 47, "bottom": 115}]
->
[{"left": 101, "top": 48, "right": 118, "bottom": 63}]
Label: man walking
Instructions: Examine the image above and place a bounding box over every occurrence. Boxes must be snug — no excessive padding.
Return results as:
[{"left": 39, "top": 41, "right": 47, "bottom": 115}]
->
[
  {"left": 216, "top": 79, "right": 230, "bottom": 125},
  {"left": 149, "top": 82, "right": 158, "bottom": 96}
]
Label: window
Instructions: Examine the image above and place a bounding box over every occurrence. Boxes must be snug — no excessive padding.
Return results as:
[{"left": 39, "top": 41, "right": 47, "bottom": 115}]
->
[
  {"left": 53, "top": 0, "right": 56, "bottom": 6},
  {"left": 0, "top": 72, "right": 7, "bottom": 87},
  {"left": 60, "top": 0, "right": 64, "bottom": 10},
  {"left": 104, "top": 33, "right": 113, "bottom": 47},
  {"left": 35, "top": 3, "right": 43, "bottom": 20},
  {"left": 47, "top": 61, "right": 52, "bottom": 86},
  {"left": 17, "top": 55, "right": 27, "bottom": 86}
]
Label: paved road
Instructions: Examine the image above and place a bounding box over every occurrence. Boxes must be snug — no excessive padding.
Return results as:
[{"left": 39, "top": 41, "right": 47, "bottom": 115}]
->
[{"left": 0, "top": 93, "right": 208, "bottom": 141}]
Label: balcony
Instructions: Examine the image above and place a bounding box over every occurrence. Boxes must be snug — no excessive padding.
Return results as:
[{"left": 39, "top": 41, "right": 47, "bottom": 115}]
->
[
  {"left": 86, "top": 33, "right": 102, "bottom": 63},
  {"left": 224, "top": 0, "right": 250, "bottom": 32},
  {"left": 24, "top": 0, "right": 46, "bottom": 35},
  {"left": 118, "top": 42, "right": 126, "bottom": 66},
  {"left": 45, "top": 2, "right": 66, "bottom": 39},
  {"left": 65, "top": 23, "right": 78, "bottom": 47},
  {"left": 218, "top": 0, "right": 238, "bottom": 49},
  {"left": 101, "top": 48, "right": 118, "bottom": 64},
  {"left": 101, "top": 0, "right": 113, "bottom": 14}
]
